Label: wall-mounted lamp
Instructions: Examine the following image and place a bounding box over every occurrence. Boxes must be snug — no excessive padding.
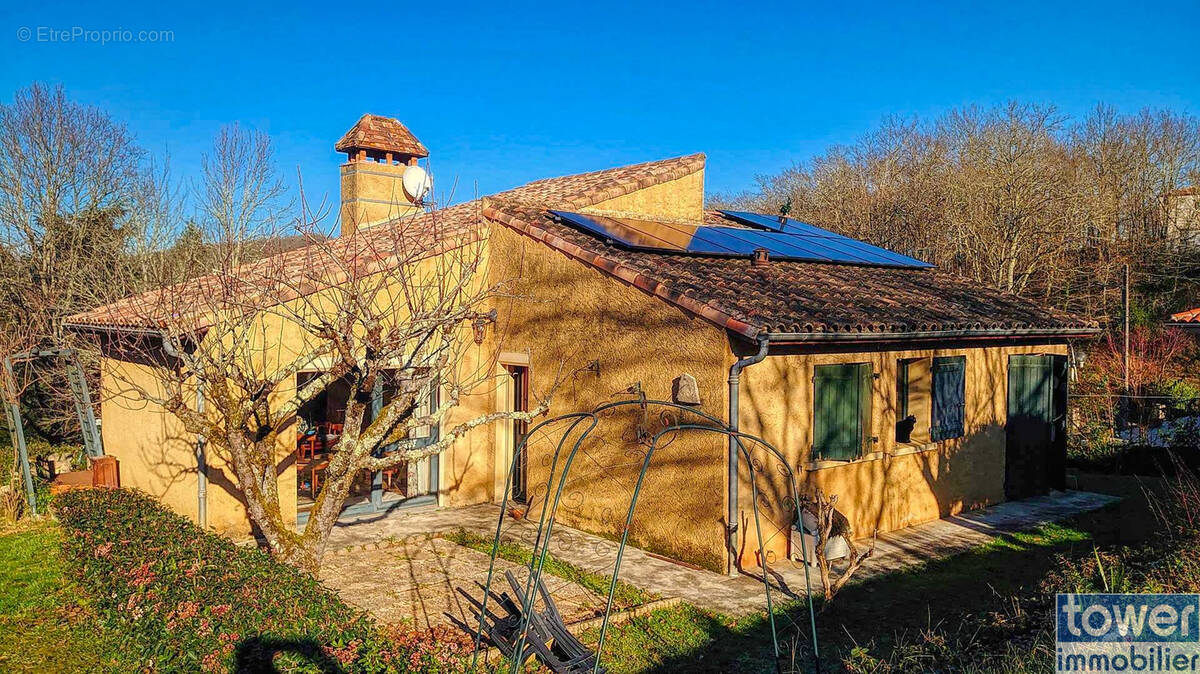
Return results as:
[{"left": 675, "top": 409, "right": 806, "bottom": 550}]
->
[{"left": 472, "top": 309, "right": 498, "bottom": 345}]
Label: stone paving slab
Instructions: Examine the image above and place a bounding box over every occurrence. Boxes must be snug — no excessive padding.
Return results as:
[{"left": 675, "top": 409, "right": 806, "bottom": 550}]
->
[
  {"left": 323, "top": 490, "right": 1119, "bottom": 617},
  {"left": 319, "top": 537, "right": 611, "bottom": 630}
]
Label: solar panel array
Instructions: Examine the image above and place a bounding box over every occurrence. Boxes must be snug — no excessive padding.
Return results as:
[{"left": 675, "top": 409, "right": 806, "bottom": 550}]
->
[{"left": 548, "top": 209, "right": 932, "bottom": 269}]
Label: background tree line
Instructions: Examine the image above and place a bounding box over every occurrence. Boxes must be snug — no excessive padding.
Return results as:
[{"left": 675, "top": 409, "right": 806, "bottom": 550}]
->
[
  {"left": 0, "top": 83, "right": 300, "bottom": 444},
  {"left": 716, "top": 102, "right": 1200, "bottom": 328},
  {"left": 6, "top": 88, "right": 1200, "bottom": 448}
]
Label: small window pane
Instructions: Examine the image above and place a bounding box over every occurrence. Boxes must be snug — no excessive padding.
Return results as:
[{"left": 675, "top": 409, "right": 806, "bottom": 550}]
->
[{"left": 896, "top": 357, "right": 931, "bottom": 443}]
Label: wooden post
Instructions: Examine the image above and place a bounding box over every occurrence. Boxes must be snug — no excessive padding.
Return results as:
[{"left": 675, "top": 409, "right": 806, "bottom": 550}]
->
[
  {"left": 90, "top": 456, "right": 120, "bottom": 488},
  {"left": 1123, "top": 263, "right": 1130, "bottom": 394}
]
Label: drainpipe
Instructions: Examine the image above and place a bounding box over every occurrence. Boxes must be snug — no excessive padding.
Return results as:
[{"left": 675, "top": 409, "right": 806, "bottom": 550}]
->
[
  {"left": 196, "top": 383, "right": 208, "bottom": 530},
  {"left": 161, "top": 336, "right": 207, "bottom": 530},
  {"left": 727, "top": 334, "right": 769, "bottom": 577}
]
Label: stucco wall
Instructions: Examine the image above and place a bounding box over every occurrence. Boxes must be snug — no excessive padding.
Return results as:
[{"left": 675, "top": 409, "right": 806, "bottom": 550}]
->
[
  {"left": 99, "top": 357, "right": 287, "bottom": 537},
  {"left": 339, "top": 160, "right": 422, "bottom": 236},
  {"left": 735, "top": 341, "right": 1068, "bottom": 566},
  {"left": 487, "top": 219, "right": 731, "bottom": 571},
  {"left": 438, "top": 320, "right": 504, "bottom": 508},
  {"left": 581, "top": 170, "right": 705, "bottom": 222}
]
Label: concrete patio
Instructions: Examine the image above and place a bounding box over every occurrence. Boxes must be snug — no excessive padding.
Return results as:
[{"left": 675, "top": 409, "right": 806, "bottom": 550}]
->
[{"left": 322, "top": 489, "right": 1118, "bottom": 618}]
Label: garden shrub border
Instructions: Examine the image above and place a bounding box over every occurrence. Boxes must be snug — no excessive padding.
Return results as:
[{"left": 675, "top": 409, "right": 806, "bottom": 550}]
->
[{"left": 55, "top": 488, "right": 409, "bottom": 673}]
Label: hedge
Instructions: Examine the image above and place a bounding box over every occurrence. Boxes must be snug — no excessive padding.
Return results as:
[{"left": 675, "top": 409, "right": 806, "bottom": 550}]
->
[{"left": 55, "top": 488, "right": 415, "bottom": 673}]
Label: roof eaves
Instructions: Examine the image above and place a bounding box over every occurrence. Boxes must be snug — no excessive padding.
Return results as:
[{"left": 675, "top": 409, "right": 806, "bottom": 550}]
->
[{"left": 764, "top": 326, "right": 1102, "bottom": 344}]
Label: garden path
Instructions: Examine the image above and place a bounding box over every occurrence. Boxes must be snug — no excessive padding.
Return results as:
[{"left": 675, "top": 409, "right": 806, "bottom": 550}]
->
[{"left": 321, "top": 489, "right": 1118, "bottom": 619}]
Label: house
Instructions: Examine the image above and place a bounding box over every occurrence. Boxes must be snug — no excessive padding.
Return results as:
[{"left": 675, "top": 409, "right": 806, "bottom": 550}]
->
[
  {"left": 1166, "top": 186, "right": 1200, "bottom": 243},
  {"left": 1167, "top": 307, "right": 1200, "bottom": 334},
  {"left": 65, "top": 115, "right": 1099, "bottom": 573}
]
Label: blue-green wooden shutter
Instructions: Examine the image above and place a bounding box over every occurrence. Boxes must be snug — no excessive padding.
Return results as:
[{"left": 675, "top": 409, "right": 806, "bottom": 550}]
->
[
  {"left": 813, "top": 363, "right": 871, "bottom": 460},
  {"left": 932, "top": 356, "right": 966, "bottom": 440},
  {"left": 897, "top": 359, "right": 911, "bottom": 421}
]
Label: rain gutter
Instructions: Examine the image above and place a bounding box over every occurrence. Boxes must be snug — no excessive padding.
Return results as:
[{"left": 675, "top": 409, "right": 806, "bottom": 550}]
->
[{"left": 726, "top": 334, "right": 769, "bottom": 577}]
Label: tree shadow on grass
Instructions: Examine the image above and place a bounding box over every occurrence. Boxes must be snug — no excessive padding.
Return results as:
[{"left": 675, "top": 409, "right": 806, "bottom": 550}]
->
[
  {"left": 634, "top": 503, "right": 1157, "bottom": 673},
  {"left": 233, "top": 636, "right": 346, "bottom": 674}
]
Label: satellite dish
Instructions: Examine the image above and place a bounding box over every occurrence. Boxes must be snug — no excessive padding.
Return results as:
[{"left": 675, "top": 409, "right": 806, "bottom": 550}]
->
[{"left": 402, "top": 165, "right": 432, "bottom": 204}]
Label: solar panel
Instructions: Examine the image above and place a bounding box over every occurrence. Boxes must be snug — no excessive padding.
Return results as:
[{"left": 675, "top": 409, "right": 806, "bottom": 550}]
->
[
  {"left": 718, "top": 210, "right": 932, "bottom": 268},
  {"left": 718, "top": 210, "right": 849, "bottom": 238},
  {"left": 548, "top": 210, "right": 932, "bottom": 269}
]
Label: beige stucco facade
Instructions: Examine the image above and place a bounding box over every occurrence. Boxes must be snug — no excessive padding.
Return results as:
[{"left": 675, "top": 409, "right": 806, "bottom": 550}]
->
[
  {"left": 95, "top": 152, "right": 1076, "bottom": 574},
  {"left": 733, "top": 341, "right": 1068, "bottom": 567},
  {"left": 100, "top": 357, "right": 297, "bottom": 536}
]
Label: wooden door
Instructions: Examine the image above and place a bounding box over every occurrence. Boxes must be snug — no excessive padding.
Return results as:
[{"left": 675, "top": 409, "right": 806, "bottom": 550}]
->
[
  {"left": 505, "top": 365, "right": 529, "bottom": 503},
  {"left": 1005, "top": 354, "right": 1066, "bottom": 499}
]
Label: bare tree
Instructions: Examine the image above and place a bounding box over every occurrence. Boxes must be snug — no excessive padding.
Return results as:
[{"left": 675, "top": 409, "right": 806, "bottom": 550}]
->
[
  {"left": 77, "top": 127, "right": 561, "bottom": 570},
  {"left": 720, "top": 101, "right": 1200, "bottom": 329},
  {"left": 195, "top": 123, "right": 290, "bottom": 268},
  {"left": 0, "top": 83, "right": 178, "bottom": 442}
]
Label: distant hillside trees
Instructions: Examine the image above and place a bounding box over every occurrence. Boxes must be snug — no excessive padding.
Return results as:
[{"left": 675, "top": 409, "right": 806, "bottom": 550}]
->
[{"left": 717, "top": 103, "right": 1200, "bottom": 327}]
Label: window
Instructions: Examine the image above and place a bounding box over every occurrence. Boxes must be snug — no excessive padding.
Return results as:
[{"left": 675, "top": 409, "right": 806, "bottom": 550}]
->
[
  {"left": 896, "top": 358, "right": 932, "bottom": 443},
  {"left": 931, "top": 356, "right": 966, "bottom": 441},
  {"left": 813, "top": 363, "right": 872, "bottom": 461},
  {"left": 375, "top": 368, "right": 438, "bottom": 450}
]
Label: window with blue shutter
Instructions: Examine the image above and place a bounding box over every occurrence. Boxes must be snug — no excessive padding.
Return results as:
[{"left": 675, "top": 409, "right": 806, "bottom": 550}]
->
[
  {"left": 931, "top": 356, "right": 966, "bottom": 441},
  {"left": 813, "top": 363, "right": 872, "bottom": 460},
  {"left": 896, "top": 357, "right": 932, "bottom": 443}
]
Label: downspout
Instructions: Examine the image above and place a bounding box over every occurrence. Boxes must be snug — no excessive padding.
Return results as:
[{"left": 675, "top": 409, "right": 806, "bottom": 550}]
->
[
  {"left": 727, "top": 334, "right": 769, "bottom": 577},
  {"left": 196, "top": 383, "right": 208, "bottom": 530},
  {"left": 161, "top": 336, "right": 207, "bottom": 530}
]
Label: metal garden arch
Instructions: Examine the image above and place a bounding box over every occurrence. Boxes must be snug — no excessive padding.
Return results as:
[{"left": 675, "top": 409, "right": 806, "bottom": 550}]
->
[{"left": 470, "top": 397, "right": 823, "bottom": 673}]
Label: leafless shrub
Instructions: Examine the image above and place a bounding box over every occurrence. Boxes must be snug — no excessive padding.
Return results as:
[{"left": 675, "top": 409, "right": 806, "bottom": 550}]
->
[{"left": 807, "top": 488, "right": 876, "bottom": 604}]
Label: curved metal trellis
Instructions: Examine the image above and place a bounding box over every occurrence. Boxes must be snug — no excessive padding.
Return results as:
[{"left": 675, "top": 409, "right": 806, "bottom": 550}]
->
[{"left": 469, "top": 399, "right": 822, "bottom": 673}]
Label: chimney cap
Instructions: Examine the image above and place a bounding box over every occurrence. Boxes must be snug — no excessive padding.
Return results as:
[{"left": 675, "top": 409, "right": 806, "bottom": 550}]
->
[
  {"left": 336, "top": 114, "right": 429, "bottom": 160},
  {"left": 751, "top": 247, "right": 770, "bottom": 268}
]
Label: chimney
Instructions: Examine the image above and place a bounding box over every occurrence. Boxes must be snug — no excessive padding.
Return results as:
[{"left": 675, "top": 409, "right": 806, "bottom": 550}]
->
[
  {"left": 336, "top": 114, "right": 430, "bottom": 236},
  {"left": 751, "top": 247, "right": 770, "bottom": 268}
]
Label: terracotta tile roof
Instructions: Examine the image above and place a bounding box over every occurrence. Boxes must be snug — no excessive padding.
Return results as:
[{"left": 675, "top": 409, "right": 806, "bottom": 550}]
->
[
  {"left": 335, "top": 114, "right": 429, "bottom": 158},
  {"left": 65, "top": 202, "right": 482, "bottom": 331},
  {"left": 68, "top": 150, "right": 1097, "bottom": 341},
  {"left": 1169, "top": 307, "right": 1200, "bottom": 323},
  {"left": 481, "top": 201, "right": 1100, "bottom": 341},
  {"left": 64, "top": 155, "right": 704, "bottom": 330},
  {"left": 1167, "top": 186, "right": 1199, "bottom": 198}
]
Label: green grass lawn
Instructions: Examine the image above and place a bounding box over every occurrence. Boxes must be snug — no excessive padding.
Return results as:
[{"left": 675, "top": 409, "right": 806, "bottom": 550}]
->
[
  {"left": 0, "top": 522, "right": 124, "bottom": 672},
  {"left": 444, "top": 528, "right": 656, "bottom": 607}
]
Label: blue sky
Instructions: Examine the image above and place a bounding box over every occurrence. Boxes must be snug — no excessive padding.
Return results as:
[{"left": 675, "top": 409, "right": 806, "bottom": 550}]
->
[{"left": 2, "top": 0, "right": 1199, "bottom": 214}]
